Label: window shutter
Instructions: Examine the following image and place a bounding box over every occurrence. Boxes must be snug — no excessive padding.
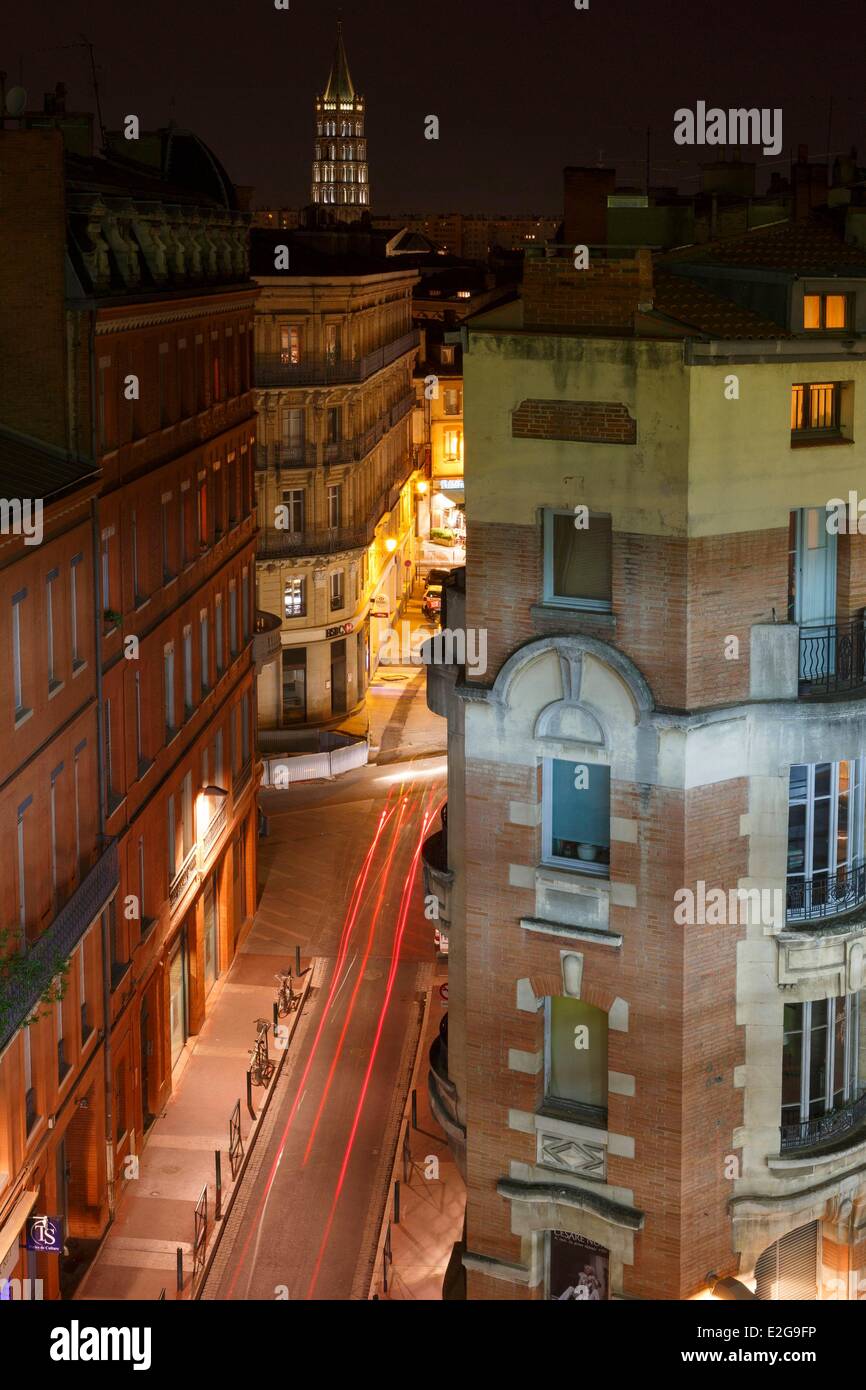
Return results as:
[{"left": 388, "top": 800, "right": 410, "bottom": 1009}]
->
[{"left": 755, "top": 1221, "right": 818, "bottom": 1300}]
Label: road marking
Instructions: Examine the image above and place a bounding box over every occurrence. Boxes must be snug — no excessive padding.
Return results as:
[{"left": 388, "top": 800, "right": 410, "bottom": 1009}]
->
[{"left": 330, "top": 953, "right": 357, "bottom": 1016}]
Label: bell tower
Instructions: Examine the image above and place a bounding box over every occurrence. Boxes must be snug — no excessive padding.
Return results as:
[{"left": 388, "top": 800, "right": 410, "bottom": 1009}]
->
[{"left": 311, "top": 20, "right": 370, "bottom": 222}]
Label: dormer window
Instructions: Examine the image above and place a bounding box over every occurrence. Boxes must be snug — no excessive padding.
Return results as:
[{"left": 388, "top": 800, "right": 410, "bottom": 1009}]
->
[{"left": 803, "top": 293, "right": 849, "bottom": 331}]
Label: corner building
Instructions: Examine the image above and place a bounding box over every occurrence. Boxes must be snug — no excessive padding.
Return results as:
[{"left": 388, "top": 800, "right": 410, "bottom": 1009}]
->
[{"left": 428, "top": 220, "right": 866, "bottom": 1300}]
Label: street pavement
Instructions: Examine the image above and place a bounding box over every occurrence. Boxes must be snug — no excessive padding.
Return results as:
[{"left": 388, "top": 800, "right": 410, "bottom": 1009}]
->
[{"left": 204, "top": 761, "right": 447, "bottom": 1300}]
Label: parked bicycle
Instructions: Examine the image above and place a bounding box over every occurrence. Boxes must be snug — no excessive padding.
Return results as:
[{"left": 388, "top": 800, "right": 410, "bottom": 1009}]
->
[
  {"left": 249, "top": 1020, "right": 275, "bottom": 1087},
  {"left": 275, "top": 970, "right": 295, "bottom": 1018}
]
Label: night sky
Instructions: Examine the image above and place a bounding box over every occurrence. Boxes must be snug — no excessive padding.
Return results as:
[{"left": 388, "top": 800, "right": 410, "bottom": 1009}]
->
[{"left": 3, "top": 0, "right": 864, "bottom": 212}]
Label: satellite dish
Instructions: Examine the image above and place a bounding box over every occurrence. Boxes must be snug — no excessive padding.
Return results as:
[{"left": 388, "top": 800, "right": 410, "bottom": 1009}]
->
[{"left": 6, "top": 87, "right": 27, "bottom": 116}]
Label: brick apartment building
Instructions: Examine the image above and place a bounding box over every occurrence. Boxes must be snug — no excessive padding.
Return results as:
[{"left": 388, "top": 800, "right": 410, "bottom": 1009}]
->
[
  {"left": 426, "top": 213, "right": 866, "bottom": 1300},
  {"left": 0, "top": 115, "right": 258, "bottom": 1296}
]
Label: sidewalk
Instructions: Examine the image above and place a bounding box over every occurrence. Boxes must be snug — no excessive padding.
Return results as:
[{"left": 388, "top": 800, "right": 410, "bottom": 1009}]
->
[
  {"left": 75, "top": 957, "right": 313, "bottom": 1301},
  {"left": 369, "top": 959, "right": 466, "bottom": 1300}
]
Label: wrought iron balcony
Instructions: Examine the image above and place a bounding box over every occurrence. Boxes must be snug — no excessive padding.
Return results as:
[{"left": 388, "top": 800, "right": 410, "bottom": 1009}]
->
[
  {"left": 255, "top": 329, "right": 419, "bottom": 388},
  {"left": 798, "top": 616, "right": 866, "bottom": 697},
  {"left": 780, "top": 1088, "right": 866, "bottom": 1153},
  {"left": 258, "top": 525, "right": 372, "bottom": 560},
  {"left": 786, "top": 859, "right": 866, "bottom": 923},
  {"left": 169, "top": 846, "right": 198, "bottom": 913},
  {"left": 255, "top": 443, "right": 316, "bottom": 471},
  {"left": 0, "top": 839, "right": 119, "bottom": 1053}
]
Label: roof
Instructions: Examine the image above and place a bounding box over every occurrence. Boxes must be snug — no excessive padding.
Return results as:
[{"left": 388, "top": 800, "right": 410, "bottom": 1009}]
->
[
  {"left": 652, "top": 272, "right": 794, "bottom": 339},
  {"left": 658, "top": 218, "right": 866, "bottom": 276},
  {"left": 0, "top": 430, "right": 99, "bottom": 503},
  {"left": 250, "top": 229, "right": 415, "bottom": 278},
  {"left": 323, "top": 21, "right": 356, "bottom": 102},
  {"left": 65, "top": 150, "right": 225, "bottom": 209}
]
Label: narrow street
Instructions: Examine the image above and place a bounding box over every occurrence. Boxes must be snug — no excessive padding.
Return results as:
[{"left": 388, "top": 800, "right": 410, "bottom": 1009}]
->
[{"left": 202, "top": 727, "right": 447, "bottom": 1298}]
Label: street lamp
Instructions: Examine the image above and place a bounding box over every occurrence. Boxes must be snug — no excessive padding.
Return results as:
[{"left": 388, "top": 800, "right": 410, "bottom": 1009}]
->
[{"left": 385, "top": 537, "right": 398, "bottom": 553}]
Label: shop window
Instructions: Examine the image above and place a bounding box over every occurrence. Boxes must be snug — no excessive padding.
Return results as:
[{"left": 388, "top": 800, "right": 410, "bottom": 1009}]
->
[
  {"left": 284, "top": 577, "right": 306, "bottom": 618},
  {"left": 548, "top": 1231, "right": 609, "bottom": 1301},
  {"left": 282, "top": 648, "right": 307, "bottom": 725}
]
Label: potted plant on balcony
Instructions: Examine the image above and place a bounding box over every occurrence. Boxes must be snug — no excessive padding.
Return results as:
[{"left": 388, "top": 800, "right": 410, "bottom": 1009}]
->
[{"left": 103, "top": 608, "right": 122, "bottom": 628}]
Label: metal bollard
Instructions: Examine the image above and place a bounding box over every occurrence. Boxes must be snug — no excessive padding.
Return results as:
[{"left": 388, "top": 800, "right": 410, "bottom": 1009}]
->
[
  {"left": 273, "top": 1000, "right": 279, "bottom": 1032},
  {"left": 394, "top": 1180, "right": 400, "bottom": 1226},
  {"left": 176, "top": 1247, "right": 184, "bottom": 1295},
  {"left": 215, "top": 1150, "right": 222, "bottom": 1222},
  {"left": 246, "top": 1069, "right": 256, "bottom": 1121},
  {"left": 411, "top": 1089, "right": 418, "bottom": 1129},
  {"left": 295, "top": 944, "right": 302, "bottom": 976}
]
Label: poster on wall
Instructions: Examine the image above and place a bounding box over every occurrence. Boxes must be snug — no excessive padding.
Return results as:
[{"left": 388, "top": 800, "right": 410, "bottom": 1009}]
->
[{"left": 549, "top": 1230, "right": 609, "bottom": 1301}]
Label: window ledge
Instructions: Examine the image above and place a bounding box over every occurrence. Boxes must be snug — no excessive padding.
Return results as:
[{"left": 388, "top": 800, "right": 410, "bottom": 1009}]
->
[
  {"left": 790, "top": 434, "right": 854, "bottom": 449},
  {"left": 48, "top": 679, "right": 65, "bottom": 700},
  {"left": 537, "top": 1101, "right": 609, "bottom": 1134},
  {"left": 134, "top": 596, "right": 151, "bottom": 615},
  {"left": 14, "top": 707, "right": 34, "bottom": 730},
  {"left": 72, "top": 660, "right": 88, "bottom": 679},
  {"left": 110, "top": 960, "right": 133, "bottom": 995},
  {"left": 521, "top": 916, "right": 622, "bottom": 948},
  {"left": 537, "top": 863, "right": 611, "bottom": 891}
]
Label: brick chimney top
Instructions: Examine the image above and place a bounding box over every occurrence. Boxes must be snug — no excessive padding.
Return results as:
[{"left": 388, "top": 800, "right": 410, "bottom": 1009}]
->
[{"left": 522, "top": 247, "right": 654, "bottom": 332}]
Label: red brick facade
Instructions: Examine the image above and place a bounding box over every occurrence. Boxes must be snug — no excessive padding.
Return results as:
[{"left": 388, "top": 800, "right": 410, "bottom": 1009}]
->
[{"left": 512, "top": 399, "right": 637, "bottom": 445}]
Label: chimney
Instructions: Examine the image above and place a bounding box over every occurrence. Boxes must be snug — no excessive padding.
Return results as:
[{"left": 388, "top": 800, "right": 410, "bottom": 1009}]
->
[
  {"left": 563, "top": 166, "right": 616, "bottom": 249},
  {"left": 523, "top": 247, "right": 653, "bottom": 331},
  {"left": 792, "top": 144, "right": 828, "bottom": 222}
]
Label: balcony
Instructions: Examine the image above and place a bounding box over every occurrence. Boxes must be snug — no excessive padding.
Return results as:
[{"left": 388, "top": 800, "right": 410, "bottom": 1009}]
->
[
  {"left": 255, "top": 329, "right": 419, "bottom": 388},
  {"left": 780, "top": 1089, "right": 866, "bottom": 1154},
  {"left": 798, "top": 616, "right": 866, "bottom": 698},
  {"left": 169, "top": 846, "right": 198, "bottom": 913},
  {"left": 786, "top": 860, "right": 866, "bottom": 924},
  {"left": 253, "top": 610, "right": 282, "bottom": 670},
  {"left": 422, "top": 824, "right": 453, "bottom": 929},
  {"left": 202, "top": 798, "right": 228, "bottom": 861},
  {"left": 0, "top": 840, "right": 119, "bottom": 1053},
  {"left": 428, "top": 1014, "right": 466, "bottom": 1178},
  {"left": 258, "top": 525, "right": 371, "bottom": 560},
  {"left": 255, "top": 444, "right": 317, "bottom": 471}
]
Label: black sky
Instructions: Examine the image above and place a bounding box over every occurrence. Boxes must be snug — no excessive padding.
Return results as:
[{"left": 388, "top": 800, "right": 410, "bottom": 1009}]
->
[{"left": 3, "top": 0, "right": 864, "bottom": 212}]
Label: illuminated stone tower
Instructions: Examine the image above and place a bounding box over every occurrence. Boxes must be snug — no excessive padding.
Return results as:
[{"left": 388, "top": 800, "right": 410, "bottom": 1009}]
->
[{"left": 311, "top": 20, "right": 370, "bottom": 221}]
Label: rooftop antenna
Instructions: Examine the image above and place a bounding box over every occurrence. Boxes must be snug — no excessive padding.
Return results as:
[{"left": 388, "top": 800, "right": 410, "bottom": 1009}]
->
[{"left": 80, "top": 33, "right": 105, "bottom": 150}]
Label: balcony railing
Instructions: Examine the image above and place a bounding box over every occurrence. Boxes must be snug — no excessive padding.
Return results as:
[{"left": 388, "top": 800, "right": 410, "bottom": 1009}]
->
[
  {"left": 255, "top": 329, "right": 419, "bottom": 388},
  {"left": 786, "top": 859, "right": 866, "bottom": 923},
  {"left": 255, "top": 444, "right": 317, "bottom": 471},
  {"left": 169, "top": 845, "right": 198, "bottom": 913},
  {"left": 0, "top": 840, "right": 119, "bottom": 1053},
  {"left": 202, "top": 799, "right": 228, "bottom": 859},
  {"left": 780, "top": 1088, "right": 866, "bottom": 1153},
  {"left": 799, "top": 615, "right": 866, "bottom": 697},
  {"left": 258, "top": 525, "right": 372, "bottom": 559}
]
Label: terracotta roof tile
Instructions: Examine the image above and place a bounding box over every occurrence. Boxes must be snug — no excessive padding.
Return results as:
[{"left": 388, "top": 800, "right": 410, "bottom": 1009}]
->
[{"left": 652, "top": 272, "right": 792, "bottom": 339}]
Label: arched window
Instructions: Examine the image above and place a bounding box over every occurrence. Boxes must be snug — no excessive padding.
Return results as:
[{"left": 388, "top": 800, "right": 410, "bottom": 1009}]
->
[{"left": 545, "top": 996, "right": 608, "bottom": 1118}]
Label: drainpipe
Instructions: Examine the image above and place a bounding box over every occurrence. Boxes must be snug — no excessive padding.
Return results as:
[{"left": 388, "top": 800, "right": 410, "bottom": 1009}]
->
[{"left": 88, "top": 306, "right": 116, "bottom": 1221}]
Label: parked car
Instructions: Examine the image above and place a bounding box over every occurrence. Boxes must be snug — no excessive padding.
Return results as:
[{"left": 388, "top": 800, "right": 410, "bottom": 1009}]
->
[
  {"left": 422, "top": 583, "right": 443, "bottom": 622},
  {"left": 425, "top": 567, "right": 452, "bottom": 587}
]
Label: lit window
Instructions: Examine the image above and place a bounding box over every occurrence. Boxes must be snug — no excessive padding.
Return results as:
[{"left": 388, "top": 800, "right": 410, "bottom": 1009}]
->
[
  {"left": 543, "top": 759, "right": 610, "bottom": 873},
  {"left": 781, "top": 993, "right": 864, "bottom": 1150},
  {"left": 545, "top": 996, "right": 609, "bottom": 1115},
  {"left": 803, "top": 293, "right": 848, "bottom": 331},
  {"left": 284, "top": 577, "right": 306, "bottom": 618},
  {"left": 790, "top": 382, "right": 841, "bottom": 434}
]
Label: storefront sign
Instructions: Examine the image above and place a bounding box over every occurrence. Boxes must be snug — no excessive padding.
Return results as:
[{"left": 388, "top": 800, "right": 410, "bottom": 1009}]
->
[
  {"left": 436, "top": 478, "right": 464, "bottom": 491},
  {"left": 371, "top": 594, "right": 390, "bottom": 617},
  {"left": 326, "top": 621, "right": 355, "bottom": 640},
  {"left": 25, "top": 1215, "right": 62, "bottom": 1254}
]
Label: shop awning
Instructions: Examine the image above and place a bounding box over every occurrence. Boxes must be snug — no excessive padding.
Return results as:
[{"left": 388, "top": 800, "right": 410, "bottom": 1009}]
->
[{"left": 0, "top": 1188, "right": 38, "bottom": 1271}]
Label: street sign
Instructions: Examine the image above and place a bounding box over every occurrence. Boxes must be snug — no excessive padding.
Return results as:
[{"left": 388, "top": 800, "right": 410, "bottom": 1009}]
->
[{"left": 439, "top": 982, "right": 449, "bottom": 1004}]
